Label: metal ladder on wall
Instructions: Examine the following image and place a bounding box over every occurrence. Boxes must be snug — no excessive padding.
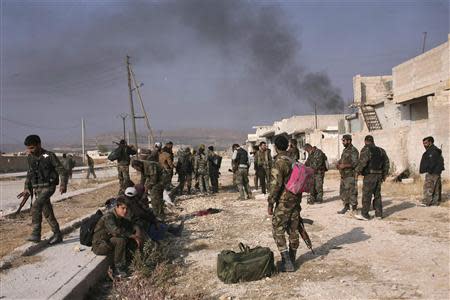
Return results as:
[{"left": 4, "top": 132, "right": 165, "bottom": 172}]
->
[{"left": 361, "top": 106, "right": 383, "bottom": 131}]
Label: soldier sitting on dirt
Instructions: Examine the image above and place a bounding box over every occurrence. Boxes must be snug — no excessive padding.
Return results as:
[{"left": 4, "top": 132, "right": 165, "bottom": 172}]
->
[
  {"left": 124, "top": 186, "right": 184, "bottom": 241},
  {"left": 91, "top": 197, "right": 143, "bottom": 278}
]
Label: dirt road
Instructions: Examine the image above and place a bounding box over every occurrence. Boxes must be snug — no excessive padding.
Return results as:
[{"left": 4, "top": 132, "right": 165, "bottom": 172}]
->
[{"left": 172, "top": 171, "right": 449, "bottom": 299}]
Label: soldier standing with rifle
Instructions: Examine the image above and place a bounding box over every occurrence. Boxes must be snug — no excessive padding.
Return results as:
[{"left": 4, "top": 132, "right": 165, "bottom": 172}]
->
[
  {"left": 304, "top": 144, "right": 328, "bottom": 204},
  {"left": 17, "top": 135, "right": 68, "bottom": 244},
  {"left": 109, "top": 140, "right": 137, "bottom": 194}
]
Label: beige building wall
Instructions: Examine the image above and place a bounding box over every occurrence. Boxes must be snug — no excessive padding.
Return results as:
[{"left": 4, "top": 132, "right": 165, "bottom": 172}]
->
[{"left": 393, "top": 34, "right": 450, "bottom": 104}]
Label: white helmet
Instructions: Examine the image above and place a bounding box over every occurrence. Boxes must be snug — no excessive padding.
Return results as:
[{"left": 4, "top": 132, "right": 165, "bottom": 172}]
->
[{"left": 124, "top": 187, "right": 137, "bottom": 197}]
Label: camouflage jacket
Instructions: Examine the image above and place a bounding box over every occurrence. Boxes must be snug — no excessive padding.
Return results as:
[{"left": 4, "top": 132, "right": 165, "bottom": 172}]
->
[
  {"left": 141, "top": 160, "right": 163, "bottom": 190},
  {"left": 254, "top": 149, "right": 272, "bottom": 169},
  {"left": 356, "top": 144, "right": 390, "bottom": 177},
  {"left": 194, "top": 153, "right": 209, "bottom": 174},
  {"left": 305, "top": 148, "right": 327, "bottom": 172},
  {"left": 339, "top": 144, "right": 359, "bottom": 178},
  {"left": 117, "top": 145, "right": 137, "bottom": 166},
  {"left": 87, "top": 156, "right": 94, "bottom": 167},
  {"left": 287, "top": 146, "right": 300, "bottom": 161},
  {"left": 92, "top": 210, "right": 134, "bottom": 245},
  {"left": 268, "top": 151, "right": 301, "bottom": 206},
  {"left": 25, "top": 149, "right": 68, "bottom": 189},
  {"left": 159, "top": 151, "right": 174, "bottom": 172}
]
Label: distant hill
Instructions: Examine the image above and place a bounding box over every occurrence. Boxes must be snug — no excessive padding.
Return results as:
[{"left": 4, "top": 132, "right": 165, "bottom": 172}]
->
[{"left": 64, "top": 128, "right": 248, "bottom": 151}]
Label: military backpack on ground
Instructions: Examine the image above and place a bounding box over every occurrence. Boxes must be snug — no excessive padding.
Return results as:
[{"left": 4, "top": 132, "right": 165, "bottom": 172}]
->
[
  {"left": 80, "top": 210, "right": 103, "bottom": 246},
  {"left": 217, "top": 243, "right": 275, "bottom": 284}
]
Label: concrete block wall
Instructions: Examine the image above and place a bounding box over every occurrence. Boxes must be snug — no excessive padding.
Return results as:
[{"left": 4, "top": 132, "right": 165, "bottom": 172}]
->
[
  {"left": 353, "top": 75, "right": 392, "bottom": 105},
  {"left": 393, "top": 35, "right": 449, "bottom": 103}
]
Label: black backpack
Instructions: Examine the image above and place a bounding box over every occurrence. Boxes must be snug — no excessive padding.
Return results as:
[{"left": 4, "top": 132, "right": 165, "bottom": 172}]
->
[{"left": 80, "top": 210, "right": 103, "bottom": 246}]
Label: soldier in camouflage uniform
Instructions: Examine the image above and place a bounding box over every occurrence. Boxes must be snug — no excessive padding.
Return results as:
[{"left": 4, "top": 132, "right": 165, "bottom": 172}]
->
[
  {"left": 232, "top": 144, "right": 253, "bottom": 200},
  {"left": 355, "top": 135, "right": 390, "bottom": 220},
  {"left": 18, "top": 135, "right": 68, "bottom": 244},
  {"left": 304, "top": 144, "right": 328, "bottom": 204},
  {"left": 337, "top": 134, "right": 359, "bottom": 214},
  {"left": 287, "top": 138, "right": 300, "bottom": 161},
  {"left": 268, "top": 135, "right": 300, "bottom": 272},
  {"left": 92, "top": 197, "right": 142, "bottom": 278},
  {"left": 194, "top": 145, "right": 210, "bottom": 193},
  {"left": 159, "top": 146, "right": 175, "bottom": 190},
  {"left": 254, "top": 141, "right": 272, "bottom": 194},
  {"left": 419, "top": 136, "right": 445, "bottom": 206},
  {"left": 131, "top": 158, "right": 165, "bottom": 220},
  {"left": 85, "top": 153, "right": 97, "bottom": 179},
  {"left": 113, "top": 140, "right": 137, "bottom": 195}
]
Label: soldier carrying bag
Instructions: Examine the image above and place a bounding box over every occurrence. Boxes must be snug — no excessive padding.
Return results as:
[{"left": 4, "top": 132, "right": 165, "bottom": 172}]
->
[{"left": 217, "top": 243, "right": 275, "bottom": 284}]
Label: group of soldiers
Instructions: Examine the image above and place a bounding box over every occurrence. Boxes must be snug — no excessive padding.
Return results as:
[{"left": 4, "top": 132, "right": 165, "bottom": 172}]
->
[{"left": 17, "top": 132, "right": 444, "bottom": 277}]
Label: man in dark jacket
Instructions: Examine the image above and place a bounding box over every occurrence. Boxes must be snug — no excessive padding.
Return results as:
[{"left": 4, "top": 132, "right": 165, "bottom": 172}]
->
[
  {"left": 207, "top": 146, "right": 221, "bottom": 193},
  {"left": 419, "top": 136, "right": 445, "bottom": 206}
]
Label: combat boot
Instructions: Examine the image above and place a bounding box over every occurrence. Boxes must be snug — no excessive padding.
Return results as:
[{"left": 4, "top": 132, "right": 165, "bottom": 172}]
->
[
  {"left": 289, "top": 247, "right": 297, "bottom": 263},
  {"left": 26, "top": 234, "right": 41, "bottom": 243},
  {"left": 48, "top": 232, "right": 63, "bottom": 245},
  {"left": 280, "top": 251, "right": 295, "bottom": 272},
  {"left": 337, "top": 205, "right": 349, "bottom": 214}
]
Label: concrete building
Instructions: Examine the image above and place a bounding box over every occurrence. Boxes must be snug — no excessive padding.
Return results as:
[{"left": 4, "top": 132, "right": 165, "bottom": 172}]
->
[
  {"left": 349, "top": 34, "right": 450, "bottom": 179},
  {"left": 247, "top": 114, "right": 346, "bottom": 163}
]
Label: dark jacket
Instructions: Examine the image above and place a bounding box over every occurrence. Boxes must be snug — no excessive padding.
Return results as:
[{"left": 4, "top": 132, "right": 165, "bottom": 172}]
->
[
  {"left": 117, "top": 145, "right": 137, "bottom": 166},
  {"left": 420, "top": 145, "right": 445, "bottom": 175}
]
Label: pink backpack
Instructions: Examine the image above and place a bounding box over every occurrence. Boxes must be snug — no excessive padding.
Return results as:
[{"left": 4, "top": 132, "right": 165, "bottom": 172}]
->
[{"left": 284, "top": 159, "right": 315, "bottom": 194}]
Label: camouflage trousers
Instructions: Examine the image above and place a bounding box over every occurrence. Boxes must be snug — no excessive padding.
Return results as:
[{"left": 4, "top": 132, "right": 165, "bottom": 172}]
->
[
  {"left": 340, "top": 176, "right": 358, "bottom": 207},
  {"left": 272, "top": 199, "right": 301, "bottom": 252},
  {"left": 361, "top": 174, "right": 383, "bottom": 217},
  {"left": 92, "top": 237, "right": 128, "bottom": 269},
  {"left": 253, "top": 170, "right": 259, "bottom": 189},
  {"left": 86, "top": 166, "right": 97, "bottom": 179},
  {"left": 308, "top": 172, "right": 324, "bottom": 203},
  {"left": 236, "top": 168, "right": 252, "bottom": 200},
  {"left": 198, "top": 172, "right": 210, "bottom": 193},
  {"left": 422, "top": 173, "right": 442, "bottom": 206},
  {"left": 149, "top": 185, "right": 165, "bottom": 220},
  {"left": 257, "top": 167, "right": 271, "bottom": 194},
  {"left": 117, "top": 165, "right": 131, "bottom": 195},
  {"left": 31, "top": 186, "right": 60, "bottom": 237},
  {"left": 162, "top": 170, "right": 173, "bottom": 190},
  {"left": 169, "top": 173, "right": 192, "bottom": 198}
]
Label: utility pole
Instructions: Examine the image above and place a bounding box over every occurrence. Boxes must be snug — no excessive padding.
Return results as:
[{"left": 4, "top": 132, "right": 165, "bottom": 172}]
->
[
  {"left": 130, "top": 68, "right": 155, "bottom": 145},
  {"left": 422, "top": 32, "right": 427, "bottom": 54},
  {"left": 126, "top": 55, "right": 139, "bottom": 150},
  {"left": 118, "top": 113, "right": 128, "bottom": 141},
  {"left": 81, "top": 118, "right": 86, "bottom": 164},
  {"left": 314, "top": 103, "right": 318, "bottom": 130}
]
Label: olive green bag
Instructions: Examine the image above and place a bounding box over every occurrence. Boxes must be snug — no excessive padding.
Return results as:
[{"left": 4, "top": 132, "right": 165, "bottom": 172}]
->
[{"left": 217, "top": 243, "right": 275, "bottom": 284}]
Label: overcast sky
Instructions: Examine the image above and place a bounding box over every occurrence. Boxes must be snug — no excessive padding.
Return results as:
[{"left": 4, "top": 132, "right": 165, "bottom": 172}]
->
[{"left": 1, "top": 0, "right": 448, "bottom": 145}]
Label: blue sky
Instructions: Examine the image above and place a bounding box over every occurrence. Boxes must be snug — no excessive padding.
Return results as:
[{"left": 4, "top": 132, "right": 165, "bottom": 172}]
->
[{"left": 1, "top": 0, "right": 448, "bottom": 145}]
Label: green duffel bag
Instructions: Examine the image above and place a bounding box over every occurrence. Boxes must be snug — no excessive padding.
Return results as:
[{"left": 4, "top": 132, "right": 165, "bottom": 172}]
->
[{"left": 217, "top": 243, "right": 275, "bottom": 284}]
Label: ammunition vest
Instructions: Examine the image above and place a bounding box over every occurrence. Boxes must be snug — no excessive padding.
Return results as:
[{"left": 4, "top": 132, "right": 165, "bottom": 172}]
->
[
  {"left": 363, "top": 146, "right": 384, "bottom": 175},
  {"left": 235, "top": 148, "right": 249, "bottom": 167},
  {"left": 28, "top": 151, "right": 59, "bottom": 187}
]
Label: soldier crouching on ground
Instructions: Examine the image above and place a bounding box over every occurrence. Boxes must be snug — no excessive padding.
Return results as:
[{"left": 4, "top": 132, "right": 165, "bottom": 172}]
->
[
  {"left": 420, "top": 136, "right": 445, "bottom": 206},
  {"left": 354, "top": 135, "right": 389, "bottom": 220},
  {"left": 268, "top": 135, "right": 301, "bottom": 272},
  {"left": 18, "top": 134, "right": 68, "bottom": 244},
  {"left": 92, "top": 197, "right": 142, "bottom": 278}
]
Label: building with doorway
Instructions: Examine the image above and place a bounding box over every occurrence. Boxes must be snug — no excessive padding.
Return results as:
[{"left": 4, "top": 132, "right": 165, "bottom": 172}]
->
[{"left": 348, "top": 34, "right": 449, "bottom": 179}]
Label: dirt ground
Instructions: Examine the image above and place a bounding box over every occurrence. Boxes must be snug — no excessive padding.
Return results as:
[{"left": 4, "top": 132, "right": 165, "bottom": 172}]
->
[
  {"left": 0, "top": 178, "right": 118, "bottom": 259},
  {"left": 170, "top": 171, "right": 450, "bottom": 299}
]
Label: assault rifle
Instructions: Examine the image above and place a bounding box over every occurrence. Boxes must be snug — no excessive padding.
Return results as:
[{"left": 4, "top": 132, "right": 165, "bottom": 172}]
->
[
  {"left": 299, "top": 217, "right": 315, "bottom": 254},
  {"left": 15, "top": 188, "right": 33, "bottom": 215}
]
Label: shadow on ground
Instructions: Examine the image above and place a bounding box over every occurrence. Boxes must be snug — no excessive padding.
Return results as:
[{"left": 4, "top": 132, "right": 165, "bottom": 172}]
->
[{"left": 296, "top": 227, "right": 370, "bottom": 266}]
